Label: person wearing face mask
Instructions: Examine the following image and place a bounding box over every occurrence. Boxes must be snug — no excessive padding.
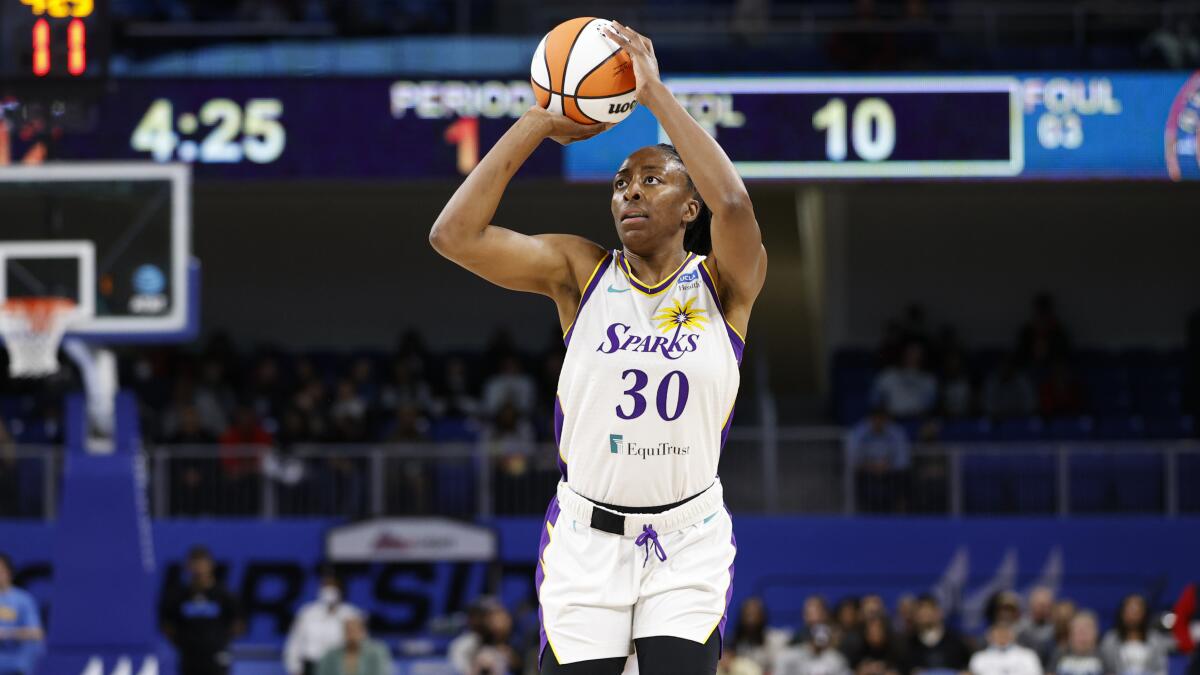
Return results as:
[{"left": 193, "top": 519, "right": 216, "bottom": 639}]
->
[{"left": 284, "top": 568, "right": 363, "bottom": 675}]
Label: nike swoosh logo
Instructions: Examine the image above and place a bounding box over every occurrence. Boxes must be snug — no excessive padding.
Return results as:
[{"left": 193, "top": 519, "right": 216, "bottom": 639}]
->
[{"left": 607, "top": 285, "right": 629, "bottom": 293}]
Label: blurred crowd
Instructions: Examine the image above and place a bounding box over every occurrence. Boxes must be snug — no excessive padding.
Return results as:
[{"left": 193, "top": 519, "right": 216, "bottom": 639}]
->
[
  {"left": 841, "top": 295, "right": 1200, "bottom": 513},
  {"left": 721, "top": 588, "right": 1192, "bottom": 675}
]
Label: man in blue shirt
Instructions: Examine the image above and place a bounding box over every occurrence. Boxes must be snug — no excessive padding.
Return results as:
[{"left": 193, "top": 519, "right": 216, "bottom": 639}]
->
[
  {"left": 0, "top": 552, "right": 43, "bottom": 675},
  {"left": 846, "top": 407, "right": 912, "bottom": 513}
]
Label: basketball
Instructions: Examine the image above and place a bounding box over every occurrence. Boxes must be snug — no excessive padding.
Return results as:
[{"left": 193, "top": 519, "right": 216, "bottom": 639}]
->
[{"left": 530, "top": 17, "right": 638, "bottom": 125}]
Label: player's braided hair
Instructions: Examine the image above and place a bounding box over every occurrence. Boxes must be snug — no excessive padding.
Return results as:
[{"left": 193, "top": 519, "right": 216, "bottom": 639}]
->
[{"left": 655, "top": 143, "right": 713, "bottom": 256}]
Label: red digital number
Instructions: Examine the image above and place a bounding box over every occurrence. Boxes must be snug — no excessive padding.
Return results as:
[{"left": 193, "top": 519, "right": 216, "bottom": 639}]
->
[
  {"left": 32, "top": 18, "right": 50, "bottom": 76},
  {"left": 68, "top": 18, "right": 86, "bottom": 75}
]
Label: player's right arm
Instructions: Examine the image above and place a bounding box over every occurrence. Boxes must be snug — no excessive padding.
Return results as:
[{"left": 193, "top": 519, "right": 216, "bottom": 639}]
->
[{"left": 428, "top": 107, "right": 611, "bottom": 301}]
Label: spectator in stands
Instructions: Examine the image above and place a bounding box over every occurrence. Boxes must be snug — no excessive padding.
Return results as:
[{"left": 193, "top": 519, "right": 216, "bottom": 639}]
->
[
  {"left": 218, "top": 404, "right": 272, "bottom": 514},
  {"left": 347, "top": 357, "right": 380, "bottom": 408},
  {"left": 329, "top": 379, "right": 368, "bottom": 442},
  {"left": 903, "top": 594, "right": 972, "bottom": 674},
  {"left": 1017, "top": 587, "right": 1059, "bottom": 667},
  {"left": 870, "top": 342, "right": 938, "bottom": 419},
  {"left": 836, "top": 597, "right": 866, "bottom": 664},
  {"left": 246, "top": 352, "right": 287, "bottom": 419},
  {"left": 1051, "top": 601, "right": 1078, "bottom": 656},
  {"left": 161, "top": 377, "right": 228, "bottom": 440},
  {"left": 379, "top": 358, "right": 435, "bottom": 417},
  {"left": 987, "top": 591, "right": 1023, "bottom": 628},
  {"left": 482, "top": 354, "right": 537, "bottom": 417},
  {"left": 720, "top": 645, "right": 766, "bottom": 675},
  {"left": 385, "top": 402, "right": 431, "bottom": 442},
  {"left": 846, "top": 407, "right": 911, "bottom": 513},
  {"left": 160, "top": 546, "right": 243, "bottom": 675},
  {"left": 969, "top": 620, "right": 1042, "bottom": 675},
  {"left": 855, "top": 615, "right": 904, "bottom": 675},
  {"left": 1100, "top": 595, "right": 1173, "bottom": 675},
  {"left": 1038, "top": 362, "right": 1084, "bottom": 418},
  {"left": 449, "top": 599, "right": 493, "bottom": 674},
  {"left": 283, "top": 569, "right": 362, "bottom": 675},
  {"left": 797, "top": 596, "right": 833, "bottom": 644},
  {"left": 316, "top": 615, "right": 392, "bottom": 675},
  {"left": 434, "top": 356, "right": 481, "bottom": 420},
  {"left": 861, "top": 595, "right": 887, "bottom": 622},
  {"left": 776, "top": 623, "right": 852, "bottom": 675},
  {"left": 1049, "top": 611, "right": 1104, "bottom": 675},
  {"left": 982, "top": 356, "right": 1037, "bottom": 420},
  {"left": 731, "top": 597, "right": 792, "bottom": 673},
  {"left": 165, "top": 404, "right": 220, "bottom": 516},
  {"left": 1016, "top": 294, "right": 1071, "bottom": 372},
  {"left": 940, "top": 350, "right": 974, "bottom": 418},
  {"left": 486, "top": 401, "right": 538, "bottom": 514},
  {"left": 894, "top": 595, "right": 917, "bottom": 638},
  {"left": 0, "top": 552, "right": 43, "bottom": 675},
  {"left": 467, "top": 604, "right": 522, "bottom": 675}
]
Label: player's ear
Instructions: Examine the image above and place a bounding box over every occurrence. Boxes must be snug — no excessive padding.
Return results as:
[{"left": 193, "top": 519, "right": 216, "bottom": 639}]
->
[{"left": 682, "top": 197, "right": 700, "bottom": 225}]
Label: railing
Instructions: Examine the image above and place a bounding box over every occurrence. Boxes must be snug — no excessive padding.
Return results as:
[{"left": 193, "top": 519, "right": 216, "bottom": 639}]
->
[{"left": 4, "top": 434, "right": 1198, "bottom": 520}]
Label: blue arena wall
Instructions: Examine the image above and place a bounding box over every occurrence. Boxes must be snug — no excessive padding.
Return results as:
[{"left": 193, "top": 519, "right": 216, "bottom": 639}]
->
[{"left": 4, "top": 517, "right": 1199, "bottom": 646}]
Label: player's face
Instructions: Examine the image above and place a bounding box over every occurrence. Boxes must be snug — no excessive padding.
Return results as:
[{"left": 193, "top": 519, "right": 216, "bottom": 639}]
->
[{"left": 611, "top": 147, "right": 699, "bottom": 252}]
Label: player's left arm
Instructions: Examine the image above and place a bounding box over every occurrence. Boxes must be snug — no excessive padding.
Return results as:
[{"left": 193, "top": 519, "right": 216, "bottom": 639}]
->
[{"left": 604, "top": 21, "right": 768, "bottom": 326}]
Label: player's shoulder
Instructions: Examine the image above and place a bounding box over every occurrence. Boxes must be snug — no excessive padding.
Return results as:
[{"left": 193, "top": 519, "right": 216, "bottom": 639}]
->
[{"left": 533, "top": 234, "right": 610, "bottom": 290}]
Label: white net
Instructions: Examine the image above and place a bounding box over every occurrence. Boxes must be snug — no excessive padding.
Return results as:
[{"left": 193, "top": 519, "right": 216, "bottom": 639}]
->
[{"left": 0, "top": 298, "right": 77, "bottom": 377}]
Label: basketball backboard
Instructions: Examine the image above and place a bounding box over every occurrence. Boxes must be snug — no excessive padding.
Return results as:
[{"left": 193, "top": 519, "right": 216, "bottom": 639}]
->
[{"left": 0, "top": 162, "right": 197, "bottom": 344}]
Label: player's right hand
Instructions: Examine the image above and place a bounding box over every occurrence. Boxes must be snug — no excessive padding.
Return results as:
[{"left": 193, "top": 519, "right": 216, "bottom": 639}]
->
[{"left": 526, "top": 106, "right": 614, "bottom": 146}]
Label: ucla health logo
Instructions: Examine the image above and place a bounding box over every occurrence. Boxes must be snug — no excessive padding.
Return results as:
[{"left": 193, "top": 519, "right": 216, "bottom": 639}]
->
[
  {"left": 596, "top": 298, "right": 706, "bottom": 360},
  {"left": 676, "top": 269, "right": 700, "bottom": 290}
]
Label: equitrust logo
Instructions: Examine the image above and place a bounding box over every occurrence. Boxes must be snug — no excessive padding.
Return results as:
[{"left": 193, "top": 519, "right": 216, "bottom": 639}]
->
[{"left": 609, "top": 434, "right": 690, "bottom": 459}]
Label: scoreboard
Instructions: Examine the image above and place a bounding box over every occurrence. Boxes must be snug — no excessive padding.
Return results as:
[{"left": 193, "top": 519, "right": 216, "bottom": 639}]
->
[
  {"left": 0, "top": 0, "right": 108, "bottom": 77},
  {"left": 1, "top": 71, "right": 1199, "bottom": 181}
]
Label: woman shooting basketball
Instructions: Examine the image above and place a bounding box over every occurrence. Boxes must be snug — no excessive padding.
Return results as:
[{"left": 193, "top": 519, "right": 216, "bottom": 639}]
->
[{"left": 429, "top": 21, "right": 767, "bottom": 675}]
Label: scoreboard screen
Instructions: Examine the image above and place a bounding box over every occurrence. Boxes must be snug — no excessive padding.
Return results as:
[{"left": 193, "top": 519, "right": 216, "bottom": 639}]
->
[
  {"left": 658, "top": 77, "right": 1022, "bottom": 178},
  {"left": 0, "top": 0, "right": 108, "bottom": 78},
  {"left": 0, "top": 71, "right": 1197, "bottom": 181}
]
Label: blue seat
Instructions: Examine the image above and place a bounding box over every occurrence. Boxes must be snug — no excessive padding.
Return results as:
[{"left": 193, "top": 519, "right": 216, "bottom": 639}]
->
[
  {"left": 994, "top": 417, "right": 1046, "bottom": 441},
  {"left": 940, "top": 417, "right": 991, "bottom": 442},
  {"left": 1046, "top": 416, "right": 1094, "bottom": 440},
  {"left": 1094, "top": 415, "right": 1146, "bottom": 440},
  {"left": 1135, "top": 384, "right": 1182, "bottom": 416},
  {"left": 1145, "top": 415, "right": 1194, "bottom": 439},
  {"left": 430, "top": 416, "right": 479, "bottom": 442}
]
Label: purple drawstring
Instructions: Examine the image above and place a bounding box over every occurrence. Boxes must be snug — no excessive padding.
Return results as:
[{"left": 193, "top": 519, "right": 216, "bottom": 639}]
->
[{"left": 634, "top": 524, "right": 667, "bottom": 566}]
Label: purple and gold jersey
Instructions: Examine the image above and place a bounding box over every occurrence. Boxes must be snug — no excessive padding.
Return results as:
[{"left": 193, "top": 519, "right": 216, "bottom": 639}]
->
[{"left": 554, "top": 249, "right": 744, "bottom": 507}]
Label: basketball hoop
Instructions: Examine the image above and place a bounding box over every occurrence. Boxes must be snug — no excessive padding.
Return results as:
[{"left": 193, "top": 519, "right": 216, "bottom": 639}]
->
[{"left": 0, "top": 297, "right": 77, "bottom": 377}]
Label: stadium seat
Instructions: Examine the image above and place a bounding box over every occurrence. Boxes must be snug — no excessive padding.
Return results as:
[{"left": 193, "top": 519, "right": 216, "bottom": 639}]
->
[
  {"left": 1094, "top": 415, "right": 1146, "bottom": 440},
  {"left": 994, "top": 416, "right": 1046, "bottom": 441},
  {"left": 1046, "top": 416, "right": 1094, "bottom": 440},
  {"left": 939, "top": 417, "right": 992, "bottom": 442},
  {"left": 1145, "top": 415, "right": 1194, "bottom": 439}
]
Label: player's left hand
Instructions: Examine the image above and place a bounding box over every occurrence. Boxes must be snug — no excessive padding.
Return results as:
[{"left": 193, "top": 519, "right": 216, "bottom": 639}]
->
[{"left": 602, "top": 21, "right": 661, "bottom": 98}]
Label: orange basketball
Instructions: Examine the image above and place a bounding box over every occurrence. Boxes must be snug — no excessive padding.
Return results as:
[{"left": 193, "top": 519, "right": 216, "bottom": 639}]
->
[{"left": 530, "top": 17, "right": 639, "bottom": 125}]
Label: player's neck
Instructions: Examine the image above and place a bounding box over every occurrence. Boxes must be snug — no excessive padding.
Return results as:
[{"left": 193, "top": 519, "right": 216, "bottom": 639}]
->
[{"left": 622, "top": 247, "right": 689, "bottom": 285}]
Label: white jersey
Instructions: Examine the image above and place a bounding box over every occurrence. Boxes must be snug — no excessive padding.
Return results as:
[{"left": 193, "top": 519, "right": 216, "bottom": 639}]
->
[{"left": 554, "top": 249, "right": 744, "bottom": 507}]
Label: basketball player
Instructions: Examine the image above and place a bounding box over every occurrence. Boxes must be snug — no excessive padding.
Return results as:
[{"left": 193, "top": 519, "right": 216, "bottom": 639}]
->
[{"left": 429, "top": 21, "right": 766, "bottom": 675}]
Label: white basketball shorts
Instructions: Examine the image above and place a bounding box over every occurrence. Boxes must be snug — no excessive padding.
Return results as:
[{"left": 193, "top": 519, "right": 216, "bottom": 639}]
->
[{"left": 535, "top": 479, "right": 737, "bottom": 666}]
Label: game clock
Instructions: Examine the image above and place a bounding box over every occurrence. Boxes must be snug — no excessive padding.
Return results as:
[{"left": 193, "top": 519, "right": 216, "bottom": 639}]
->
[{"left": 0, "top": 0, "right": 109, "bottom": 78}]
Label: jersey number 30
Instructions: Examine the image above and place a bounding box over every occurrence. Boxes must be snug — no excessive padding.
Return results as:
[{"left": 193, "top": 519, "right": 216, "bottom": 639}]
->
[{"left": 617, "top": 369, "right": 689, "bottom": 421}]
